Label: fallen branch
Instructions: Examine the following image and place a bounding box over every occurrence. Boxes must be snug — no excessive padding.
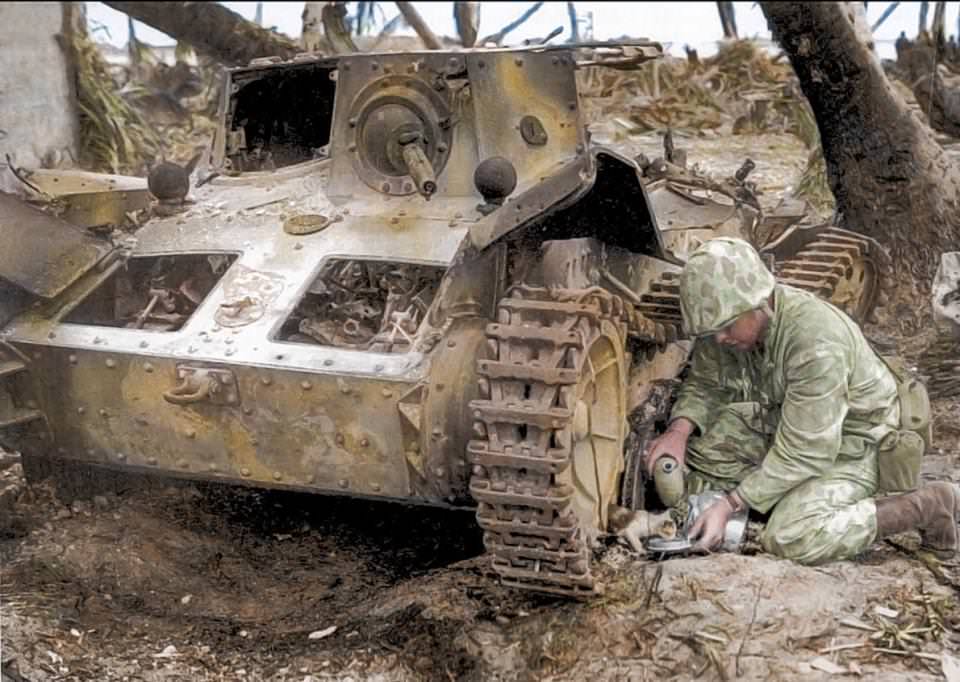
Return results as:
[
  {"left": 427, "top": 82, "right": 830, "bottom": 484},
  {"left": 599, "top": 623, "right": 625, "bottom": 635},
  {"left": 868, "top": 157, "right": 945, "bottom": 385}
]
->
[
  {"left": 395, "top": 1, "right": 442, "bottom": 49},
  {"left": 871, "top": 2, "right": 901, "bottom": 32},
  {"left": 479, "top": 2, "right": 545, "bottom": 46},
  {"left": 103, "top": 1, "right": 299, "bottom": 66},
  {"left": 872, "top": 647, "right": 943, "bottom": 662},
  {"left": 818, "top": 642, "right": 869, "bottom": 654},
  {"left": 735, "top": 581, "right": 764, "bottom": 676}
]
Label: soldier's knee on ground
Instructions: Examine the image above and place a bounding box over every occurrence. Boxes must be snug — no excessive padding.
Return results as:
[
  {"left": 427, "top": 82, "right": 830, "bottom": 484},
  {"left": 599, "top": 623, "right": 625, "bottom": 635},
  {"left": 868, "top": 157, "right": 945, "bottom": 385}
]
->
[{"left": 761, "top": 494, "right": 876, "bottom": 565}]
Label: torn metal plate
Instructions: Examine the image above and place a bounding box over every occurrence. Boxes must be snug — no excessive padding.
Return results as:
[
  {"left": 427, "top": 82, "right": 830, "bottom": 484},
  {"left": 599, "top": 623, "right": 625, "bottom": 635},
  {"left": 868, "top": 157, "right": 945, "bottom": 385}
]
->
[{"left": 0, "top": 192, "right": 113, "bottom": 298}]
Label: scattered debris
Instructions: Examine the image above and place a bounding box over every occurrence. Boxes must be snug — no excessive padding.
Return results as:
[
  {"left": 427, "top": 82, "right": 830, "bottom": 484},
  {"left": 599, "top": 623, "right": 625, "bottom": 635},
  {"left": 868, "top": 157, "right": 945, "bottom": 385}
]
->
[
  {"left": 152, "top": 645, "right": 179, "bottom": 659},
  {"left": 308, "top": 626, "right": 338, "bottom": 641},
  {"left": 809, "top": 656, "right": 847, "bottom": 674}
]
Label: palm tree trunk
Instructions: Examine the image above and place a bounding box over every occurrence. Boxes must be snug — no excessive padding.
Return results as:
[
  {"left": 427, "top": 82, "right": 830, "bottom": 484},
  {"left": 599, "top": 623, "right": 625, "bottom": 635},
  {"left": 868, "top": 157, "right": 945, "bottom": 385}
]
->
[{"left": 760, "top": 1, "right": 960, "bottom": 303}]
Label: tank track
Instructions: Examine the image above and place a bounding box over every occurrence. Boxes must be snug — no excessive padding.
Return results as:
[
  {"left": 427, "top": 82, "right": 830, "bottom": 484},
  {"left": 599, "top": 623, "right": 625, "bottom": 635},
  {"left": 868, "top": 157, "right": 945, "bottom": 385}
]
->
[
  {"left": 468, "top": 286, "right": 625, "bottom": 598},
  {"left": 771, "top": 227, "right": 893, "bottom": 322},
  {"left": 630, "top": 227, "right": 892, "bottom": 336}
]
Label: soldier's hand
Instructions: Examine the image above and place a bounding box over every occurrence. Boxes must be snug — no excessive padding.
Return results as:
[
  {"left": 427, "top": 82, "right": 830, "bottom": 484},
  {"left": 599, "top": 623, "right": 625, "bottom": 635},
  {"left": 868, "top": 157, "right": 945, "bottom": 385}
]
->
[
  {"left": 687, "top": 496, "right": 733, "bottom": 552},
  {"left": 644, "top": 418, "right": 694, "bottom": 477}
]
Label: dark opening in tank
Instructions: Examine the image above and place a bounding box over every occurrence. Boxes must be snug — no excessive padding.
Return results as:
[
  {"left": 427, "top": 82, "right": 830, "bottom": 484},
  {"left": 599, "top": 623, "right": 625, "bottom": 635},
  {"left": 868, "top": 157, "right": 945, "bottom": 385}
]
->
[
  {"left": 225, "top": 62, "right": 337, "bottom": 172},
  {"left": 276, "top": 259, "right": 445, "bottom": 353},
  {"left": 63, "top": 254, "right": 238, "bottom": 332}
]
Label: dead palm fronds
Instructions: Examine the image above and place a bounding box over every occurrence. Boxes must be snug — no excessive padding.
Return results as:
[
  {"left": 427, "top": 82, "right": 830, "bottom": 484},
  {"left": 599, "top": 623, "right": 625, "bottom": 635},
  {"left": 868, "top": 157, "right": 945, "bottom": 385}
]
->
[{"left": 63, "top": 23, "right": 162, "bottom": 174}]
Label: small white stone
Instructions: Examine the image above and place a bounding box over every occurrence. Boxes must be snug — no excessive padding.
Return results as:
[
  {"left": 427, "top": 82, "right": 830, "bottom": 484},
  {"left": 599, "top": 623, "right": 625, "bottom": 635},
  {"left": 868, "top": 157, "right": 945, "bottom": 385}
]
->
[{"left": 308, "top": 626, "right": 337, "bottom": 640}]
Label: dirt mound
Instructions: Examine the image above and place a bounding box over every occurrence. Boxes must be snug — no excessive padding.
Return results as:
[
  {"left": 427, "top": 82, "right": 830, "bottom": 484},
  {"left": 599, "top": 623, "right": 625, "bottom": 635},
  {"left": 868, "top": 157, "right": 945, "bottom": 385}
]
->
[{"left": 3, "top": 468, "right": 959, "bottom": 681}]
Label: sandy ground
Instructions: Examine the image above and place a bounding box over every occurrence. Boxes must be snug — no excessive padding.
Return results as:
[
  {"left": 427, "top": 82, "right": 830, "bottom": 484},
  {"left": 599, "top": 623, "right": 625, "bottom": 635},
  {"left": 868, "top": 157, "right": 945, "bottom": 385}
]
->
[{"left": 2, "top": 131, "right": 959, "bottom": 682}]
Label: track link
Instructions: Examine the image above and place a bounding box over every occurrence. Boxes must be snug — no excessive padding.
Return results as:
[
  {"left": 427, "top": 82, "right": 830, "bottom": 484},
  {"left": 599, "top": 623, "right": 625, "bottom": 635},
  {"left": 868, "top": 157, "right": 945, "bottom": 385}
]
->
[
  {"left": 629, "top": 228, "right": 893, "bottom": 338},
  {"left": 468, "top": 287, "right": 625, "bottom": 598},
  {"left": 772, "top": 227, "right": 893, "bottom": 322}
]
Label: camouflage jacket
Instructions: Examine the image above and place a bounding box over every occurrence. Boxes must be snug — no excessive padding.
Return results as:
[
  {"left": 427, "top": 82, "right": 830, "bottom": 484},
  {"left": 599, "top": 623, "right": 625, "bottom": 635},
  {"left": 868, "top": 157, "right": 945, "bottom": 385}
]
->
[{"left": 671, "top": 284, "right": 900, "bottom": 513}]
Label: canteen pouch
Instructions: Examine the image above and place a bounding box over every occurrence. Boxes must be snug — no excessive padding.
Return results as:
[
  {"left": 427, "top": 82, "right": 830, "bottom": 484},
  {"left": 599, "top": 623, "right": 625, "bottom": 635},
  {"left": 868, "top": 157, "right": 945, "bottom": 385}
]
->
[
  {"left": 882, "top": 355, "right": 933, "bottom": 448},
  {"left": 877, "top": 355, "right": 931, "bottom": 493},
  {"left": 877, "top": 430, "right": 924, "bottom": 493}
]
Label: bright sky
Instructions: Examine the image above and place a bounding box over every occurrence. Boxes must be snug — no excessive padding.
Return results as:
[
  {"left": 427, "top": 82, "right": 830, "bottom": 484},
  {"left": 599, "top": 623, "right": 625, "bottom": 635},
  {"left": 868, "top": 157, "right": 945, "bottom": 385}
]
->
[{"left": 85, "top": 1, "right": 960, "bottom": 61}]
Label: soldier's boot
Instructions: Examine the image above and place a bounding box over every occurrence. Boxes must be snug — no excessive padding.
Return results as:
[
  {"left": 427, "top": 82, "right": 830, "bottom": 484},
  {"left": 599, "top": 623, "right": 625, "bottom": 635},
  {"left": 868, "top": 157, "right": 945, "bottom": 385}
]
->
[{"left": 875, "top": 481, "right": 960, "bottom": 559}]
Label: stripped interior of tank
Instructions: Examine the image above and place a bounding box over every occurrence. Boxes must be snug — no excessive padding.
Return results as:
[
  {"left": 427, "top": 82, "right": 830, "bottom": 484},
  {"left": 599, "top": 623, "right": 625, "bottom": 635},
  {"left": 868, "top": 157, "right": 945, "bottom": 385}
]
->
[
  {"left": 63, "top": 254, "right": 238, "bottom": 331},
  {"left": 224, "top": 61, "right": 337, "bottom": 172},
  {"left": 276, "top": 258, "right": 445, "bottom": 352}
]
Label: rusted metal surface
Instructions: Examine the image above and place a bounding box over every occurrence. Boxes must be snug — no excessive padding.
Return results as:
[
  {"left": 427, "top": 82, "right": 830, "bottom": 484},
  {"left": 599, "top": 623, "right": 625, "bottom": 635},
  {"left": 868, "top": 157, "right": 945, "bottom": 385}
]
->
[
  {"left": 17, "top": 169, "right": 151, "bottom": 228},
  {"left": 0, "top": 42, "right": 891, "bottom": 601},
  {"left": 0, "top": 192, "right": 113, "bottom": 298},
  {"left": 23, "top": 345, "right": 425, "bottom": 502}
]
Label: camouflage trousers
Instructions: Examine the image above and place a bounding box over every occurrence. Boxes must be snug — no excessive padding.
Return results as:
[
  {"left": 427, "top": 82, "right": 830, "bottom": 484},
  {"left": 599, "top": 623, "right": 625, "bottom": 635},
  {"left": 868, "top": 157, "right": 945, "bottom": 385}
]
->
[{"left": 684, "top": 402, "right": 879, "bottom": 564}]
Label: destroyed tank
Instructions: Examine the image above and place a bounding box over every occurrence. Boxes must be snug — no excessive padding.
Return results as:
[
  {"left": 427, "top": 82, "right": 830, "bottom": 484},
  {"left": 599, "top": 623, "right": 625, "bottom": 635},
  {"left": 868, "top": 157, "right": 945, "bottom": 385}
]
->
[{"left": 0, "top": 42, "right": 893, "bottom": 597}]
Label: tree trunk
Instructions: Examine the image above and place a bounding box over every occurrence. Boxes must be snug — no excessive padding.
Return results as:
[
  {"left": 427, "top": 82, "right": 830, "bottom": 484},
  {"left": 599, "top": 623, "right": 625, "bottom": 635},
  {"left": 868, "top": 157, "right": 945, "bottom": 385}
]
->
[
  {"left": 760, "top": 1, "right": 960, "bottom": 307},
  {"left": 454, "top": 2, "right": 479, "bottom": 47},
  {"left": 567, "top": 2, "right": 580, "bottom": 43},
  {"left": 931, "top": 1, "right": 947, "bottom": 48},
  {"left": 919, "top": 1, "right": 929, "bottom": 34},
  {"left": 717, "top": 2, "right": 738, "bottom": 39},
  {"left": 103, "top": 1, "right": 299, "bottom": 66}
]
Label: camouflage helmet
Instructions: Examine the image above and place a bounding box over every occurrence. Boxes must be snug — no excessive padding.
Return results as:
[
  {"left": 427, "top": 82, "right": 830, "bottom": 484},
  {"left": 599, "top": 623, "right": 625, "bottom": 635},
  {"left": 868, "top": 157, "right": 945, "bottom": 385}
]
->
[{"left": 679, "top": 237, "right": 776, "bottom": 337}]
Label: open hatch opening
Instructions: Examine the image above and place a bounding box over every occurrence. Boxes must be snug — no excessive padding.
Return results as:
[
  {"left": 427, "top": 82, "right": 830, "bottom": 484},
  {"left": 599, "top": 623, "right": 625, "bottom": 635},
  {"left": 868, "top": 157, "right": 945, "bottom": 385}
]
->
[
  {"left": 225, "top": 62, "right": 337, "bottom": 172},
  {"left": 277, "top": 259, "right": 445, "bottom": 353},
  {"left": 64, "top": 254, "right": 238, "bottom": 331}
]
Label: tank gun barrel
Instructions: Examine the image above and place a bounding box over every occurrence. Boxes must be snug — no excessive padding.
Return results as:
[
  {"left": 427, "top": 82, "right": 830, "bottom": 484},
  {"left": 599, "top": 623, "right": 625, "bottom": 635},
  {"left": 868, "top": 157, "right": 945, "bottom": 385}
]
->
[{"left": 398, "top": 133, "right": 437, "bottom": 199}]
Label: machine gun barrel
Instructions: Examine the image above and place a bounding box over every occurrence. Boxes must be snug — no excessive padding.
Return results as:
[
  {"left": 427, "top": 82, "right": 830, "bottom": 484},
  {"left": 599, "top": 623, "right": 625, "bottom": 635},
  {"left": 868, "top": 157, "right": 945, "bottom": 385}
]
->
[{"left": 401, "top": 142, "right": 437, "bottom": 198}]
